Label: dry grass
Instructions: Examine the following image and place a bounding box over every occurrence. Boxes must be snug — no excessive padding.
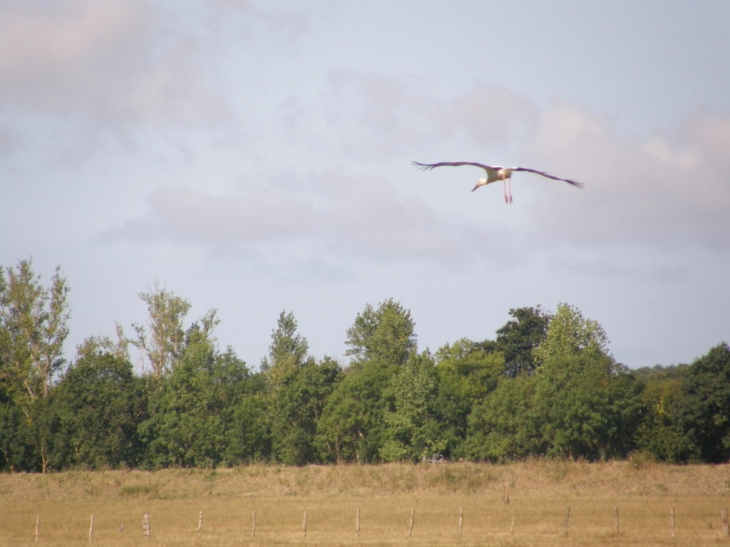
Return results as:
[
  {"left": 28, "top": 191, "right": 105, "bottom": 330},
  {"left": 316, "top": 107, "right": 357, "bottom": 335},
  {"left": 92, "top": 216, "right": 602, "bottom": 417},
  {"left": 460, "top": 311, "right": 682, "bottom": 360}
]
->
[{"left": 1, "top": 461, "right": 729, "bottom": 546}]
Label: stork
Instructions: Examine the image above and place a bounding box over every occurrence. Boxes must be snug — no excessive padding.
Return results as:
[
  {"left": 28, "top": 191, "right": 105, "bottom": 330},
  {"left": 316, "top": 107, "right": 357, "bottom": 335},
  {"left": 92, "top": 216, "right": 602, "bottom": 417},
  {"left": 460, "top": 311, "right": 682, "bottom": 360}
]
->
[{"left": 412, "top": 161, "right": 584, "bottom": 204}]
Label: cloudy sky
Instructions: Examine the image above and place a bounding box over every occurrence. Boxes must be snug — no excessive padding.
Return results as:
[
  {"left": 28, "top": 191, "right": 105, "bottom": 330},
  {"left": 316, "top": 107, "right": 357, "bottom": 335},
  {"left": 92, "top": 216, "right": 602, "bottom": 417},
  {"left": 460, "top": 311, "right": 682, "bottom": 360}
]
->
[{"left": 1, "top": 0, "right": 729, "bottom": 370}]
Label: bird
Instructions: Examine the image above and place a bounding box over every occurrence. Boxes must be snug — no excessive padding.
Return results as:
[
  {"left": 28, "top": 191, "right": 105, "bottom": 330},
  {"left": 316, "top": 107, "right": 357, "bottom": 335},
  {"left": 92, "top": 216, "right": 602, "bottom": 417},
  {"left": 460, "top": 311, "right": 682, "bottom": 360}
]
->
[{"left": 412, "top": 161, "right": 584, "bottom": 204}]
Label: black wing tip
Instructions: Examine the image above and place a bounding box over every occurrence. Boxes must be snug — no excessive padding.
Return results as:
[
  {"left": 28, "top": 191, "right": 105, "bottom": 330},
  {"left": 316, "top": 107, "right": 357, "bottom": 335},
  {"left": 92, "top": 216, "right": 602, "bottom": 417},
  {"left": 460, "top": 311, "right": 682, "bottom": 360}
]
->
[{"left": 411, "top": 161, "right": 434, "bottom": 171}]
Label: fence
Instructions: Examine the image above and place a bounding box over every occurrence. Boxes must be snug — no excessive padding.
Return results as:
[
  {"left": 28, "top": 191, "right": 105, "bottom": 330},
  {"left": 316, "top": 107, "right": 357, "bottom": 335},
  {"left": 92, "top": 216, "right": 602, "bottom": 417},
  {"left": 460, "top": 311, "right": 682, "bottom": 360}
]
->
[{"left": 23, "top": 505, "right": 730, "bottom": 544}]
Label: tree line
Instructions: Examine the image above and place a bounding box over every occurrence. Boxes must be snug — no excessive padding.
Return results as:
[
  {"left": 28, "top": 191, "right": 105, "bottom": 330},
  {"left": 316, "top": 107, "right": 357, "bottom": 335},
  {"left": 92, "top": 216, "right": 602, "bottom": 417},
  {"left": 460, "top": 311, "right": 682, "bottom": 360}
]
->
[{"left": 1, "top": 258, "right": 729, "bottom": 472}]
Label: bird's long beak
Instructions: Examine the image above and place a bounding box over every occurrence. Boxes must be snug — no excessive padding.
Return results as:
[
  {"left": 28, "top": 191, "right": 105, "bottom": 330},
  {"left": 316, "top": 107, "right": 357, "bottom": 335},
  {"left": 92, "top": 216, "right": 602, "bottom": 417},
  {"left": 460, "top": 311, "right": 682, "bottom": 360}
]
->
[{"left": 471, "top": 184, "right": 480, "bottom": 192}]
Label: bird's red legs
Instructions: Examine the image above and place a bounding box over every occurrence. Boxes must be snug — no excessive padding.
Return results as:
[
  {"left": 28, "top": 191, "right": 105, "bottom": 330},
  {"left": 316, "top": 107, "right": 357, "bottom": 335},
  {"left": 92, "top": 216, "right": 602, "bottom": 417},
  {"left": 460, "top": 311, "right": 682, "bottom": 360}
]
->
[{"left": 501, "top": 175, "right": 513, "bottom": 204}]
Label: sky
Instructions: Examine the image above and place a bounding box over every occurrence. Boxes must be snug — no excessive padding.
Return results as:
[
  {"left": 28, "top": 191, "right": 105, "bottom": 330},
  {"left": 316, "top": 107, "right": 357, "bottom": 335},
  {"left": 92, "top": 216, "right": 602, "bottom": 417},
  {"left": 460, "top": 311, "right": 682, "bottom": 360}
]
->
[{"left": 1, "top": 0, "right": 729, "bottom": 371}]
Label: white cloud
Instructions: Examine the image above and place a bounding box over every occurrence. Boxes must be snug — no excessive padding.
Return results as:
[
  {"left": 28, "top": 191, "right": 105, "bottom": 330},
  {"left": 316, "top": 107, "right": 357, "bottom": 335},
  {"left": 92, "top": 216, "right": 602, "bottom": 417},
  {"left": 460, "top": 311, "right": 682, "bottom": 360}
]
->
[
  {"left": 439, "top": 84, "right": 537, "bottom": 149},
  {"left": 0, "top": 0, "right": 241, "bottom": 139},
  {"left": 107, "top": 168, "right": 508, "bottom": 267},
  {"left": 322, "top": 74, "right": 537, "bottom": 160},
  {"left": 112, "top": 184, "right": 317, "bottom": 245},
  {"left": 0, "top": 1, "right": 141, "bottom": 79},
  {"left": 526, "top": 104, "right": 730, "bottom": 251},
  {"left": 313, "top": 170, "right": 495, "bottom": 261}
]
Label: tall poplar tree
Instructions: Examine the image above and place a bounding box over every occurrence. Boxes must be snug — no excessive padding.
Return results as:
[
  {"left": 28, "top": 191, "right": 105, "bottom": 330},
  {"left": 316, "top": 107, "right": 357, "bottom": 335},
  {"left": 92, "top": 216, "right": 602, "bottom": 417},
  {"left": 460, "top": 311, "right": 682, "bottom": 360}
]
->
[
  {"left": 0, "top": 259, "right": 70, "bottom": 409},
  {"left": 131, "top": 282, "right": 218, "bottom": 379}
]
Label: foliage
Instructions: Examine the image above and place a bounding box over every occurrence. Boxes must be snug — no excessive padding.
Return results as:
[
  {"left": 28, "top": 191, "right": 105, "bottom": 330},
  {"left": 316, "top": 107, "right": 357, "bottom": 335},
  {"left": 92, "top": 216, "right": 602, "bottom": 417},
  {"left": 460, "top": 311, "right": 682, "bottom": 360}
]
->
[
  {"left": 131, "top": 283, "right": 219, "bottom": 379},
  {"left": 261, "top": 310, "right": 309, "bottom": 376},
  {"left": 531, "top": 303, "right": 639, "bottom": 459},
  {"left": 345, "top": 298, "right": 416, "bottom": 368},
  {"left": 0, "top": 259, "right": 70, "bottom": 408},
  {"left": 433, "top": 339, "right": 504, "bottom": 457},
  {"left": 0, "top": 400, "right": 35, "bottom": 471},
  {"left": 139, "top": 333, "right": 251, "bottom": 468},
  {"left": 495, "top": 306, "right": 551, "bottom": 377},
  {"left": 380, "top": 352, "right": 445, "bottom": 462},
  {"left": 317, "top": 359, "right": 400, "bottom": 464},
  {"left": 464, "top": 376, "right": 541, "bottom": 461},
  {"left": 635, "top": 372, "right": 696, "bottom": 462},
  {"left": 52, "top": 344, "right": 146, "bottom": 469},
  {"left": 679, "top": 342, "right": 730, "bottom": 462},
  {"left": 270, "top": 357, "right": 341, "bottom": 465},
  {"left": 1, "top": 261, "right": 729, "bottom": 470},
  {"left": 316, "top": 299, "right": 418, "bottom": 464},
  {"left": 261, "top": 311, "right": 342, "bottom": 465},
  {"left": 227, "top": 388, "right": 271, "bottom": 464}
]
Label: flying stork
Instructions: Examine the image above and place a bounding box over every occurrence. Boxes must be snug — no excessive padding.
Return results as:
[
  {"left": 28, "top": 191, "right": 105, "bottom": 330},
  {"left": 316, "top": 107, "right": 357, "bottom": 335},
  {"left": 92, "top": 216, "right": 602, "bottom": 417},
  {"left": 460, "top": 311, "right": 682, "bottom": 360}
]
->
[{"left": 412, "top": 161, "right": 584, "bottom": 204}]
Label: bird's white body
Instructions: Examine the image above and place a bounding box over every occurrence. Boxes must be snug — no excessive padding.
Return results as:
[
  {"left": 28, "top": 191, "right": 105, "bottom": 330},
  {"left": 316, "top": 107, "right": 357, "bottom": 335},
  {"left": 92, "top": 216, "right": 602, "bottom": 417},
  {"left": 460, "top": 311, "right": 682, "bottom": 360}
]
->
[{"left": 413, "top": 161, "right": 583, "bottom": 204}]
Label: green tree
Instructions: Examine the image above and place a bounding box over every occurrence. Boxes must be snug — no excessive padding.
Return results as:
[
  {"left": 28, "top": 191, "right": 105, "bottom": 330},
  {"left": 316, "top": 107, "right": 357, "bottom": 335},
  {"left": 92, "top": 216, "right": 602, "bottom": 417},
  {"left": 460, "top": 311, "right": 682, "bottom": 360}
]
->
[
  {"left": 0, "top": 260, "right": 70, "bottom": 472},
  {"left": 262, "top": 311, "right": 341, "bottom": 465},
  {"left": 635, "top": 371, "right": 695, "bottom": 462},
  {"left": 0, "top": 259, "right": 70, "bottom": 409},
  {"left": 261, "top": 310, "right": 309, "bottom": 388},
  {"left": 345, "top": 298, "right": 416, "bottom": 368},
  {"left": 0, "top": 400, "right": 34, "bottom": 471},
  {"left": 139, "top": 327, "right": 251, "bottom": 468},
  {"left": 317, "top": 299, "right": 417, "bottom": 463},
  {"left": 679, "top": 343, "right": 730, "bottom": 462},
  {"left": 227, "top": 377, "right": 271, "bottom": 464},
  {"left": 531, "top": 303, "right": 638, "bottom": 459},
  {"left": 464, "top": 376, "right": 541, "bottom": 461},
  {"left": 495, "top": 306, "right": 551, "bottom": 377},
  {"left": 316, "top": 359, "right": 392, "bottom": 463},
  {"left": 270, "top": 357, "right": 341, "bottom": 465},
  {"left": 52, "top": 342, "right": 146, "bottom": 469},
  {"left": 315, "top": 379, "right": 363, "bottom": 463},
  {"left": 131, "top": 283, "right": 219, "bottom": 379},
  {"left": 532, "top": 303, "right": 609, "bottom": 368},
  {"left": 432, "top": 339, "right": 504, "bottom": 457},
  {"left": 380, "top": 352, "right": 446, "bottom": 462}
]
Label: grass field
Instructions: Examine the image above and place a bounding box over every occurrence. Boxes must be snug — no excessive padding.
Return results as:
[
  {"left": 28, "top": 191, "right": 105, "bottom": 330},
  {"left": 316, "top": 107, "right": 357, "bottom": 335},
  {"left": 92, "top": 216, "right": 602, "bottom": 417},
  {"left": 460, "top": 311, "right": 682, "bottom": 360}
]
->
[{"left": 1, "top": 460, "right": 730, "bottom": 546}]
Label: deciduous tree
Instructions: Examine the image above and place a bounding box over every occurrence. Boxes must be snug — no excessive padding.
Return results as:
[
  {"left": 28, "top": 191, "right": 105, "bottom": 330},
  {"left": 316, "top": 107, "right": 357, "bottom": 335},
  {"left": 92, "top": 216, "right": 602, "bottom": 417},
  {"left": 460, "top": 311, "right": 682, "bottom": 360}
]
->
[
  {"left": 680, "top": 342, "right": 730, "bottom": 463},
  {"left": 380, "top": 352, "right": 445, "bottom": 462},
  {"left": 532, "top": 303, "right": 637, "bottom": 459},
  {"left": 345, "top": 298, "right": 416, "bottom": 368},
  {"left": 433, "top": 339, "right": 504, "bottom": 456},
  {"left": 52, "top": 342, "right": 146, "bottom": 469},
  {"left": 0, "top": 259, "right": 70, "bottom": 409},
  {"left": 131, "top": 283, "right": 218, "bottom": 379},
  {"left": 495, "top": 306, "right": 551, "bottom": 377},
  {"left": 139, "top": 332, "right": 250, "bottom": 468}
]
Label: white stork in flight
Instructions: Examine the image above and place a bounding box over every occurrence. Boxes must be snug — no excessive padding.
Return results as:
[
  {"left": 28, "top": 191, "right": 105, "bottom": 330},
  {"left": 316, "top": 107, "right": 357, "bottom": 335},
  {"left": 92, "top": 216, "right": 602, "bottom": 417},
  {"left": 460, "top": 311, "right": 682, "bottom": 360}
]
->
[{"left": 412, "top": 161, "right": 584, "bottom": 204}]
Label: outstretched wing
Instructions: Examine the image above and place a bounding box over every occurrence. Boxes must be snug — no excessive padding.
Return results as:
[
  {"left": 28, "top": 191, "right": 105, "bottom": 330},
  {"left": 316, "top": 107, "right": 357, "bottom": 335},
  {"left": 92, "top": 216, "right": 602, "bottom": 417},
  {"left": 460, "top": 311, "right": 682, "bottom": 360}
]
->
[
  {"left": 513, "top": 167, "right": 584, "bottom": 189},
  {"left": 412, "top": 161, "right": 500, "bottom": 173}
]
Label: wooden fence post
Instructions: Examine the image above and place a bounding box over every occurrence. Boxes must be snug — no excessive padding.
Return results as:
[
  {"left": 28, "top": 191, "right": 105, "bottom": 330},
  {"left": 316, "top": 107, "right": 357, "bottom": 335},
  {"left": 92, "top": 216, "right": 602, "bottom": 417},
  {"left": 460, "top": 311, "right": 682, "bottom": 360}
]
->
[
  {"left": 142, "top": 512, "right": 151, "bottom": 540},
  {"left": 356, "top": 508, "right": 360, "bottom": 538},
  {"left": 721, "top": 507, "right": 729, "bottom": 537},
  {"left": 458, "top": 506, "right": 463, "bottom": 538},
  {"left": 408, "top": 509, "right": 415, "bottom": 537},
  {"left": 670, "top": 507, "right": 676, "bottom": 538},
  {"left": 35, "top": 515, "right": 40, "bottom": 545},
  {"left": 89, "top": 514, "right": 94, "bottom": 542},
  {"left": 563, "top": 506, "right": 570, "bottom": 537},
  {"left": 251, "top": 511, "right": 256, "bottom": 538},
  {"left": 510, "top": 508, "right": 515, "bottom": 535},
  {"left": 302, "top": 511, "right": 307, "bottom": 537},
  {"left": 615, "top": 507, "right": 619, "bottom": 534},
  {"left": 198, "top": 511, "right": 203, "bottom": 536}
]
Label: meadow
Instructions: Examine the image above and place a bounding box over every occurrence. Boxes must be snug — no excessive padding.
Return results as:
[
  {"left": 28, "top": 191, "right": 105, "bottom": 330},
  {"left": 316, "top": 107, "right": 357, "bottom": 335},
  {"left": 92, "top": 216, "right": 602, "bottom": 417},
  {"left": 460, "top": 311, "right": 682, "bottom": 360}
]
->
[{"left": 1, "top": 460, "right": 729, "bottom": 546}]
